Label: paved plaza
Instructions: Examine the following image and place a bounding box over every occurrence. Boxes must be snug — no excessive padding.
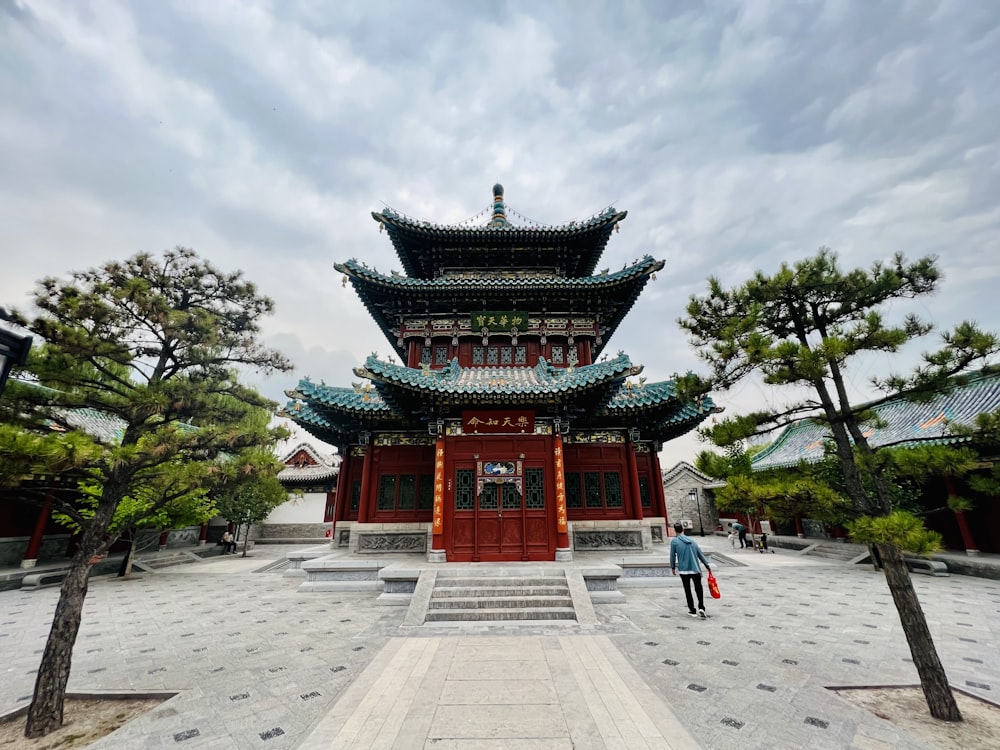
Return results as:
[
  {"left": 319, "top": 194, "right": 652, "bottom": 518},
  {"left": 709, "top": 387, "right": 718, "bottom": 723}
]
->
[{"left": 1, "top": 545, "right": 998, "bottom": 749}]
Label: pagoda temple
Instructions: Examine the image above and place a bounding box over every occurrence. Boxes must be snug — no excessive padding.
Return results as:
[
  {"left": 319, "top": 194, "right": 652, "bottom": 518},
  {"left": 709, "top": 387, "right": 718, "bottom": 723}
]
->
[{"left": 283, "top": 185, "right": 715, "bottom": 562}]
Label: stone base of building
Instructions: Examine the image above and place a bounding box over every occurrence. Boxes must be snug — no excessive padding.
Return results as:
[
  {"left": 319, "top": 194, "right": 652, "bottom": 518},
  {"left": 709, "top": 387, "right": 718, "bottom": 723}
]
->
[
  {"left": 569, "top": 518, "right": 667, "bottom": 552},
  {"left": 334, "top": 521, "right": 431, "bottom": 555}
]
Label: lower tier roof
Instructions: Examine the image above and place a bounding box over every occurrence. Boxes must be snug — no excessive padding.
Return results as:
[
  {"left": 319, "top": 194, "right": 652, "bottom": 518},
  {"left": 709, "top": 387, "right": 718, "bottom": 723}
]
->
[{"left": 282, "top": 354, "right": 716, "bottom": 448}]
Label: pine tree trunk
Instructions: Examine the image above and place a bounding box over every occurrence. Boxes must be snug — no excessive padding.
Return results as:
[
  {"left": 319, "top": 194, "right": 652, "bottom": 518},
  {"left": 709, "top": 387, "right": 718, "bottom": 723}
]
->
[
  {"left": 25, "top": 468, "right": 129, "bottom": 738},
  {"left": 877, "top": 543, "right": 962, "bottom": 722},
  {"left": 24, "top": 558, "right": 91, "bottom": 737},
  {"left": 122, "top": 535, "right": 138, "bottom": 579}
]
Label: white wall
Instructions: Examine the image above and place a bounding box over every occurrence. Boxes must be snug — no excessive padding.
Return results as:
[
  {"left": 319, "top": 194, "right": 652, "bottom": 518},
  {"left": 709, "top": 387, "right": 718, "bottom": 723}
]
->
[{"left": 264, "top": 492, "right": 328, "bottom": 524}]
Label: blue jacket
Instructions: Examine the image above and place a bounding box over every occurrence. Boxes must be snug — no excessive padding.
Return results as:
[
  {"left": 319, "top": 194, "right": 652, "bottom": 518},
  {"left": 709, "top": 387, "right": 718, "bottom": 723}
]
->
[{"left": 670, "top": 534, "right": 711, "bottom": 574}]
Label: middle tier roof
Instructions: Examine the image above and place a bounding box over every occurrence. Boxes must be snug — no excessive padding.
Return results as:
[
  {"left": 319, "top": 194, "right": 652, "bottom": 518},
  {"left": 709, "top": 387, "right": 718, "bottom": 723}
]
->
[{"left": 335, "top": 255, "right": 665, "bottom": 359}]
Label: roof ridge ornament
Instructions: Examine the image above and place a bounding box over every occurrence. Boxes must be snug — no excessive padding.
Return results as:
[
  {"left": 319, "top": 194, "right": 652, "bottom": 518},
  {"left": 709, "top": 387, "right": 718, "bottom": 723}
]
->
[{"left": 488, "top": 183, "right": 509, "bottom": 228}]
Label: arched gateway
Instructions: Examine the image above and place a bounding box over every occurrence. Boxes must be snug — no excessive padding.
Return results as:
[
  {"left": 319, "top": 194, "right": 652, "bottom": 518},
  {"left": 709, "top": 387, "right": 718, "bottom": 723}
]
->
[{"left": 282, "top": 185, "right": 715, "bottom": 562}]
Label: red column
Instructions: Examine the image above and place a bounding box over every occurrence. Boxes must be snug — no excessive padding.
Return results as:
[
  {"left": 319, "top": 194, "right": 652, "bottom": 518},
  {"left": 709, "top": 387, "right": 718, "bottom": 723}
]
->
[
  {"left": 626, "top": 438, "right": 644, "bottom": 521},
  {"left": 431, "top": 434, "right": 446, "bottom": 554},
  {"left": 331, "top": 451, "right": 351, "bottom": 541},
  {"left": 553, "top": 432, "right": 570, "bottom": 551},
  {"left": 357, "top": 440, "right": 375, "bottom": 524},
  {"left": 21, "top": 494, "right": 54, "bottom": 569},
  {"left": 198, "top": 523, "right": 208, "bottom": 546},
  {"left": 652, "top": 450, "right": 668, "bottom": 519},
  {"left": 158, "top": 530, "right": 169, "bottom": 550}
]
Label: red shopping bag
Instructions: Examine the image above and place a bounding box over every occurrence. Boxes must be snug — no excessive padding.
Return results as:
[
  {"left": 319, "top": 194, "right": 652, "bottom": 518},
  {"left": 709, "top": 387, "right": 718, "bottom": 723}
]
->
[{"left": 707, "top": 570, "right": 721, "bottom": 599}]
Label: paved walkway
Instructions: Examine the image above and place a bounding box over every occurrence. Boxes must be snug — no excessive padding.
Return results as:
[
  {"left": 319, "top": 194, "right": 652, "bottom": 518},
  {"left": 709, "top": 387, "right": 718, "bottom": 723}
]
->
[{"left": 1, "top": 544, "right": 998, "bottom": 749}]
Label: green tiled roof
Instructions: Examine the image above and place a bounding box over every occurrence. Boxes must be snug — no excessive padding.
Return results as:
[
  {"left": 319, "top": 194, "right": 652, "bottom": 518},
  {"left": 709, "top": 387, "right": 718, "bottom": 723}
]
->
[
  {"left": 751, "top": 370, "right": 1000, "bottom": 471},
  {"left": 355, "top": 353, "right": 638, "bottom": 398},
  {"left": 374, "top": 206, "right": 627, "bottom": 280},
  {"left": 336, "top": 256, "right": 665, "bottom": 360},
  {"left": 282, "top": 355, "right": 716, "bottom": 447}
]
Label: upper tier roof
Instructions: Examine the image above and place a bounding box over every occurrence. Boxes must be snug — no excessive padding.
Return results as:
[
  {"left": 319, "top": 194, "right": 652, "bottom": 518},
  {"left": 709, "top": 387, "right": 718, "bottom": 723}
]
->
[
  {"left": 372, "top": 204, "right": 627, "bottom": 280},
  {"left": 751, "top": 369, "right": 1000, "bottom": 471},
  {"left": 336, "top": 255, "right": 665, "bottom": 359},
  {"left": 281, "top": 353, "right": 717, "bottom": 448}
]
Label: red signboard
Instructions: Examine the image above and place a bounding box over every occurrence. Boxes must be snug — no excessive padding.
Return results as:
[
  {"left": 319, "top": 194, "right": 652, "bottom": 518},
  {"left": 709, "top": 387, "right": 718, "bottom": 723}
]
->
[{"left": 462, "top": 410, "right": 535, "bottom": 434}]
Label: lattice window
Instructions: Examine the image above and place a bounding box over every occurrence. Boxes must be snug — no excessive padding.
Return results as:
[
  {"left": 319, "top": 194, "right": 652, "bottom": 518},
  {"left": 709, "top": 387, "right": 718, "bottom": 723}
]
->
[
  {"left": 515, "top": 346, "right": 527, "bottom": 364},
  {"left": 525, "top": 468, "right": 545, "bottom": 509},
  {"left": 584, "top": 471, "right": 603, "bottom": 508},
  {"left": 605, "top": 472, "right": 624, "bottom": 508},
  {"left": 565, "top": 472, "right": 582, "bottom": 508},
  {"left": 434, "top": 346, "right": 449, "bottom": 365},
  {"left": 455, "top": 469, "right": 474, "bottom": 510},
  {"left": 350, "top": 480, "right": 362, "bottom": 511},
  {"left": 398, "top": 474, "right": 416, "bottom": 510},
  {"left": 502, "top": 482, "right": 521, "bottom": 510},
  {"left": 639, "top": 476, "right": 651, "bottom": 509},
  {"left": 568, "top": 345, "right": 578, "bottom": 365},
  {"left": 472, "top": 346, "right": 485, "bottom": 365},
  {"left": 420, "top": 347, "right": 431, "bottom": 365},
  {"left": 551, "top": 345, "right": 564, "bottom": 364},
  {"left": 479, "top": 483, "right": 498, "bottom": 510},
  {"left": 418, "top": 477, "right": 433, "bottom": 510},
  {"left": 486, "top": 347, "right": 499, "bottom": 365},
  {"left": 377, "top": 475, "right": 397, "bottom": 511},
  {"left": 500, "top": 347, "right": 513, "bottom": 364}
]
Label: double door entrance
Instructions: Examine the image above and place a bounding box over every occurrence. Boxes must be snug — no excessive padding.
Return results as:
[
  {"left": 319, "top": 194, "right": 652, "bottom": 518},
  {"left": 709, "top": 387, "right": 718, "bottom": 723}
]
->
[{"left": 445, "top": 437, "right": 554, "bottom": 561}]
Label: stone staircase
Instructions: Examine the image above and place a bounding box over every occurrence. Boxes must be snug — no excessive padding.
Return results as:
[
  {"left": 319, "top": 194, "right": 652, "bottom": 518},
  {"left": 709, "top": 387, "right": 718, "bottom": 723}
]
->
[
  {"left": 424, "top": 568, "right": 577, "bottom": 623},
  {"left": 803, "top": 542, "right": 869, "bottom": 563}
]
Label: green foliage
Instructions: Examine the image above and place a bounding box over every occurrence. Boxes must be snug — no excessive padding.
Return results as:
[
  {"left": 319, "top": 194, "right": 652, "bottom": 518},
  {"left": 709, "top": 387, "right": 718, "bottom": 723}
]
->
[
  {"left": 693, "top": 444, "right": 753, "bottom": 479},
  {"left": 888, "top": 445, "right": 978, "bottom": 481},
  {"left": 713, "top": 472, "right": 848, "bottom": 524},
  {"left": 679, "top": 247, "right": 998, "bottom": 530},
  {"left": 0, "top": 423, "right": 102, "bottom": 489},
  {"left": 847, "top": 511, "right": 943, "bottom": 555},
  {"left": 212, "top": 448, "right": 288, "bottom": 527},
  {"left": 4, "top": 248, "right": 292, "bottom": 552}
]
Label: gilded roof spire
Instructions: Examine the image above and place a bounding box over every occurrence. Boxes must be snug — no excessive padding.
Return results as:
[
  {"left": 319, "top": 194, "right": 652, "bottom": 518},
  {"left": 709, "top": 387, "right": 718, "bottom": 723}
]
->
[{"left": 489, "top": 183, "right": 508, "bottom": 228}]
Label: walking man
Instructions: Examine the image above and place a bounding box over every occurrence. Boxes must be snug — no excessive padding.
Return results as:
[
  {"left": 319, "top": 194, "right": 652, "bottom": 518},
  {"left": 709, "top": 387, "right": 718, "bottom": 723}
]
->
[{"left": 670, "top": 522, "right": 712, "bottom": 618}]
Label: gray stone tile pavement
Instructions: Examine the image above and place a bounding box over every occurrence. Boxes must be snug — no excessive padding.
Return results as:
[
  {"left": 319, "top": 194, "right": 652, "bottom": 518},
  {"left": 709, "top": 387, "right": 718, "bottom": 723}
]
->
[{"left": 0, "top": 544, "right": 997, "bottom": 748}]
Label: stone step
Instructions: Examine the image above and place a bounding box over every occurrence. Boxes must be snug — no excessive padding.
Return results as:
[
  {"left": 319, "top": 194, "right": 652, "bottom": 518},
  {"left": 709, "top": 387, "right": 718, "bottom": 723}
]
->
[
  {"left": 431, "top": 586, "right": 569, "bottom": 598},
  {"left": 807, "top": 547, "right": 859, "bottom": 561},
  {"left": 434, "top": 576, "right": 567, "bottom": 588},
  {"left": 141, "top": 555, "right": 199, "bottom": 570},
  {"left": 424, "top": 607, "right": 577, "bottom": 622},
  {"left": 428, "top": 595, "right": 573, "bottom": 610}
]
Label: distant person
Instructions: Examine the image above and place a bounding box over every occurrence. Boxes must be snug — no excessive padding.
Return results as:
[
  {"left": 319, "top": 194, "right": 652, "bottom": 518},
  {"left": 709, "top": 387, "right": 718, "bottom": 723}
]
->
[
  {"left": 730, "top": 521, "right": 748, "bottom": 549},
  {"left": 670, "top": 522, "right": 712, "bottom": 619},
  {"left": 222, "top": 530, "right": 236, "bottom": 554},
  {"left": 727, "top": 530, "right": 736, "bottom": 549}
]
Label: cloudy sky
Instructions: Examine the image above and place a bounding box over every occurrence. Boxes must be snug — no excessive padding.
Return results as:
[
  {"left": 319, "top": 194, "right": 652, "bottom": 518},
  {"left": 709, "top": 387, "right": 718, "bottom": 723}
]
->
[{"left": 2, "top": 0, "right": 998, "bottom": 465}]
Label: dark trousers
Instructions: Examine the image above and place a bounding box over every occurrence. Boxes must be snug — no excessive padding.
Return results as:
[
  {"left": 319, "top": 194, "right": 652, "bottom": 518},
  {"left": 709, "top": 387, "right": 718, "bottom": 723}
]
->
[
  {"left": 738, "top": 529, "right": 747, "bottom": 548},
  {"left": 680, "top": 573, "right": 705, "bottom": 613}
]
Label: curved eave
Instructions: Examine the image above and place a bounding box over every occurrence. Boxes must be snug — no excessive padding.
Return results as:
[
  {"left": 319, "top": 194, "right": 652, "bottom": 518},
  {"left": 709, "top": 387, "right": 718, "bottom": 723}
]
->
[
  {"left": 372, "top": 209, "right": 627, "bottom": 279},
  {"left": 335, "top": 257, "right": 665, "bottom": 359},
  {"left": 591, "top": 384, "right": 717, "bottom": 442},
  {"left": 355, "top": 354, "right": 637, "bottom": 406}
]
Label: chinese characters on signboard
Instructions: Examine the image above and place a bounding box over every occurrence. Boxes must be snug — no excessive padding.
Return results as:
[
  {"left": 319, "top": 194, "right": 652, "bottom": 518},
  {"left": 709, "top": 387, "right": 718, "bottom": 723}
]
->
[
  {"left": 462, "top": 410, "right": 535, "bottom": 434},
  {"left": 471, "top": 312, "right": 529, "bottom": 333}
]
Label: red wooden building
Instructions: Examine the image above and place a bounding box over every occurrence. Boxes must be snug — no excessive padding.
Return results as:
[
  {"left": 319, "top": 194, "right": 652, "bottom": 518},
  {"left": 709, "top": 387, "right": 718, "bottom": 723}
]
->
[{"left": 283, "top": 185, "right": 715, "bottom": 562}]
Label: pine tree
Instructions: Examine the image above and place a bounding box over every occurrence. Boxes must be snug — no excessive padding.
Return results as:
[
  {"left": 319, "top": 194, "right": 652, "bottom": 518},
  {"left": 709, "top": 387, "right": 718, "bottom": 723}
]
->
[
  {"left": 679, "top": 248, "right": 999, "bottom": 722},
  {"left": 5, "top": 248, "right": 291, "bottom": 738}
]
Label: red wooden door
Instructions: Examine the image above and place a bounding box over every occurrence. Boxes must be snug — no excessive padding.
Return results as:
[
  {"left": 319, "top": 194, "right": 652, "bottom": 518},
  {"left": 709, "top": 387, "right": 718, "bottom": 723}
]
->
[{"left": 448, "top": 457, "right": 552, "bottom": 562}]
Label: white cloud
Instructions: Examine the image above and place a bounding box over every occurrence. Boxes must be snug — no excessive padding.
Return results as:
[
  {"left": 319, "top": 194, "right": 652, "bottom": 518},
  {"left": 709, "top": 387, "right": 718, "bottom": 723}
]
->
[{"left": 2, "top": 0, "right": 998, "bottom": 466}]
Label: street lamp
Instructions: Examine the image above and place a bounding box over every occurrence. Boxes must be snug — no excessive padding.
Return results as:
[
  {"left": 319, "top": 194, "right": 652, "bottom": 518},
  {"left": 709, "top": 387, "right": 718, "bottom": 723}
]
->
[
  {"left": 0, "top": 312, "right": 32, "bottom": 397},
  {"left": 688, "top": 488, "right": 704, "bottom": 536}
]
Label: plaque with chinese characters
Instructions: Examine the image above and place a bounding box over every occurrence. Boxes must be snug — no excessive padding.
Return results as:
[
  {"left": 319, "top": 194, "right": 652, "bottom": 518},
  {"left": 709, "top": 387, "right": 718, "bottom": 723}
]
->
[{"left": 462, "top": 410, "right": 534, "bottom": 434}]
